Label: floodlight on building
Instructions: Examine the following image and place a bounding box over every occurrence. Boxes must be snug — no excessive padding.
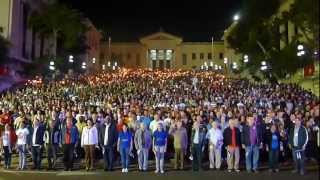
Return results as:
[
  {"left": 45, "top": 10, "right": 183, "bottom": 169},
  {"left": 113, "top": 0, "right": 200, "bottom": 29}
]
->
[{"left": 224, "top": 58, "right": 228, "bottom": 64}]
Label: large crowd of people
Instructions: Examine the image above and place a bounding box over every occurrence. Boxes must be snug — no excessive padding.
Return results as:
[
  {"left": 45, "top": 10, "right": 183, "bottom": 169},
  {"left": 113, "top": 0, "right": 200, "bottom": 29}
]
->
[{"left": 0, "top": 69, "right": 319, "bottom": 176}]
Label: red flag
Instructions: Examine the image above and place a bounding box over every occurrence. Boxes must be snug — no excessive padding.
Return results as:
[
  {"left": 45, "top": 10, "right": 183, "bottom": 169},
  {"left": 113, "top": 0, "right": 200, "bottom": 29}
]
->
[{"left": 304, "top": 64, "right": 315, "bottom": 77}]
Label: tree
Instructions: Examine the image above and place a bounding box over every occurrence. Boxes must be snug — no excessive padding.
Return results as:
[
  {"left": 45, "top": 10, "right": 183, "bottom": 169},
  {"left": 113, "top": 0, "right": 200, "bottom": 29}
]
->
[
  {"left": 227, "top": 0, "right": 317, "bottom": 79},
  {"left": 28, "top": 2, "right": 86, "bottom": 57}
]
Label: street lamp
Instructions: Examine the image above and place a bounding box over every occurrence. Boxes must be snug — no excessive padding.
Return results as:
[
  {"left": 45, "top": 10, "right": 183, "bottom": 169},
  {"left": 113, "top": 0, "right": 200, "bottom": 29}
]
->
[
  {"left": 232, "top": 62, "right": 238, "bottom": 69},
  {"left": 243, "top": 54, "right": 249, "bottom": 63},
  {"left": 107, "top": 61, "right": 111, "bottom": 67},
  {"left": 297, "top": 44, "right": 305, "bottom": 57},
  {"left": 233, "top": 14, "right": 240, "bottom": 21},
  {"left": 82, "top": 62, "right": 87, "bottom": 69},
  {"left": 102, "top": 64, "right": 106, "bottom": 70},
  {"left": 92, "top": 58, "right": 96, "bottom": 64},
  {"left": 210, "top": 61, "right": 213, "bottom": 67},
  {"left": 69, "top": 55, "right": 74, "bottom": 63}
]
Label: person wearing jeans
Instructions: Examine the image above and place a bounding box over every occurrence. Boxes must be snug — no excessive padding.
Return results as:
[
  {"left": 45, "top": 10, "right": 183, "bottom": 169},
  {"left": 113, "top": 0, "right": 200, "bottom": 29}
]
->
[
  {"left": 0, "top": 124, "right": 15, "bottom": 169},
  {"left": 44, "top": 120, "right": 60, "bottom": 170},
  {"left": 191, "top": 118, "right": 206, "bottom": 171},
  {"left": 153, "top": 123, "right": 168, "bottom": 174},
  {"left": 30, "top": 119, "right": 45, "bottom": 170},
  {"left": 289, "top": 116, "right": 308, "bottom": 176},
  {"left": 266, "top": 124, "right": 281, "bottom": 173},
  {"left": 241, "top": 117, "right": 263, "bottom": 173},
  {"left": 117, "top": 124, "right": 133, "bottom": 173},
  {"left": 15, "top": 122, "right": 29, "bottom": 170},
  {"left": 134, "top": 123, "right": 152, "bottom": 171}
]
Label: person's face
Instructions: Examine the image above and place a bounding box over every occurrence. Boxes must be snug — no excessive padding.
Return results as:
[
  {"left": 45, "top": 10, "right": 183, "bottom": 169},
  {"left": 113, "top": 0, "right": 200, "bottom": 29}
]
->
[
  {"left": 229, "top": 120, "right": 234, "bottom": 128},
  {"left": 212, "top": 121, "right": 218, "bottom": 129},
  {"left": 122, "top": 125, "right": 128, "bottom": 132},
  {"left": 140, "top": 123, "right": 145, "bottom": 130},
  {"left": 87, "top": 120, "right": 93, "bottom": 127},
  {"left": 248, "top": 117, "right": 254, "bottom": 126},
  {"left": 295, "top": 119, "right": 301, "bottom": 127},
  {"left": 5, "top": 124, "right": 10, "bottom": 131},
  {"left": 157, "top": 124, "right": 162, "bottom": 131},
  {"left": 177, "top": 121, "right": 182, "bottom": 128},
  {"left": 33, "top": 120, "right": 39, "bottom": 127},
  {"left": 271, "top": 125, "right": 276, "bottom": 133}
]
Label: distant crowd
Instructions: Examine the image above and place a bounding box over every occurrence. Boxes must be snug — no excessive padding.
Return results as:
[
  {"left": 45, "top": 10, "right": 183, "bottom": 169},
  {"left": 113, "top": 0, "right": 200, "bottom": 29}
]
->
[{"left": 0, "top": 69, "right": 319, "bottom": 176}]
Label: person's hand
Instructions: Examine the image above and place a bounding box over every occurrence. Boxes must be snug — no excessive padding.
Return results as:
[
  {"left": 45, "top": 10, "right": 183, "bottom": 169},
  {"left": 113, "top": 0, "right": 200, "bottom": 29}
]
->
[
  {"left": 117, "top": 147, "right": 120, "bottom": 152},
  {"left": 242, "top": 144, "right": 246, "bottom": 149},
  {"left": 266, "top": 145, "right": 269, "bottom": 152},
  {"left": 259, "top": 143, "right": 263, "bottom": 149}
]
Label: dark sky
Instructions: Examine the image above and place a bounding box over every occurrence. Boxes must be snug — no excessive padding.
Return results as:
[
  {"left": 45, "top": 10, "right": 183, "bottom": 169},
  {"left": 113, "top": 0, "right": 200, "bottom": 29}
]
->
[{"left": 61, "top": 0, "right": 242, "bottom": 42}]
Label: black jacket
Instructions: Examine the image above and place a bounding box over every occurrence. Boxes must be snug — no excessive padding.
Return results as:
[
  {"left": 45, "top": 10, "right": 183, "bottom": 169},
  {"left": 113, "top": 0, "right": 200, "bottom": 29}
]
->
[
  {"left": 241, "top": 124, "right": 263, "bottom": 146},
  {"left": 99, "top": 123, "right": 118, "bottom": 147},
  {"left": 223, "top": 127, "right": 241, "bottom": 147}
]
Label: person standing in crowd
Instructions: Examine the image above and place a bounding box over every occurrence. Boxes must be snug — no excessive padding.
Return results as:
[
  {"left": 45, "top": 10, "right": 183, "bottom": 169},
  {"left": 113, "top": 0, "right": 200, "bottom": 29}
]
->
[
  {"left": 153, "top": 123, "right": 168, "bottom": 174},
  {"left": 81, "top": 119, "right": 99, "bottom": 171},
  {"left": 134, "top": 123, "right": 152, "bottom": 171},
  {"left": 61, "top": 117, "right": 79, "bottom": 171},
  {"left": 44, "top": 120, "right": 60, "bottom": 170},
  {"left": 117, "top": 124, "right": 133, "bottom": 173},
  {"left": 223, "top": 119, "right": 241, "bottom": 173},
  {"left": 169, "top": 120, "right": 188, "bottom": 170},
  {"left": 265, "top": 124, "right": 281, "bottom": 173},
  {"left": 207, "top": 121, "right": 223, "bottom": 170},
  {"left": 241, "top": 116, "right": 263, "bottom": 173},
  {"left": 0, "top": 124, "right": 16, "bottom": 169},
  {"left": 16, "top": 122, "right": 29, "bottom": 170},
  {"left": 30, "top": 118, "right": 45, "bottom": 170},
  {"left": 100, "top": 116, "right": 118, "bottom": 171},
  {"left": 289, "top": 116, "right": 308, "bottom": 176},
  {"left": 191, "top": 118, "right": 206, "bottom": 171},
  {"left": 150, "top": 114, "right": 164, "bottom": 133}
]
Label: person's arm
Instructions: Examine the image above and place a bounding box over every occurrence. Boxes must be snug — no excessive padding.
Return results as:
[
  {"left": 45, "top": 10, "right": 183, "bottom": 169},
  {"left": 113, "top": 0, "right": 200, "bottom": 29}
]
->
[
  {"left": 134, "top": 130, "right": 139, "bottom": 150},
  {"left": 81, "top": 127, "right": 85, "bottom": 147},
  {"left": 117, "top": 137, "right": 120, "bottom": 152},
  {"left": 241, "top": 127, "right": 246, "bottom": 149},
  {"left": 302, "top": 127, "right": 309, "bottom": 150}
]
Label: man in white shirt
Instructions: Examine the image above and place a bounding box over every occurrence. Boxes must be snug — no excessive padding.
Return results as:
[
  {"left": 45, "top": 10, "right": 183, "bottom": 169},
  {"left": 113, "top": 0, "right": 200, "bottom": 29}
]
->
[
  {"left": 31, "top": 119, "right": 45, "bottom": 170},
  {"left": 16, "top": 122, "right": 29, "bottom": 170},
  {"left": 149, "top": 114, "right": 164, "bottom": 133},
  {"left": 206, "top": 121, "right": 223, "bottom": 170},
  {"left": 81, "top": 119, "right": 98, "bottom": 171}
]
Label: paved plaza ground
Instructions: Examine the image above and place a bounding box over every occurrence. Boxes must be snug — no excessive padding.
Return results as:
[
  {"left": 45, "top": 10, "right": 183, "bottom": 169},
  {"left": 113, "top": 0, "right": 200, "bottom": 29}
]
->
[{"left": 0, "top": 167, "right": 319, "bottom": 180}]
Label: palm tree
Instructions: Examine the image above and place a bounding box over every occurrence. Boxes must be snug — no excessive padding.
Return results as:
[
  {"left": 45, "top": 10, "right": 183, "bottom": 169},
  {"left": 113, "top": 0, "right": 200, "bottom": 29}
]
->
[{"left": 28, "top": 2, "right": 86, "bottom": 57}]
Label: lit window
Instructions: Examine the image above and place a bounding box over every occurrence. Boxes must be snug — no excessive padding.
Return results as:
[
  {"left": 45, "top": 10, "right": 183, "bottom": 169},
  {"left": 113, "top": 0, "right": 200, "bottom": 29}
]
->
[
  {"left": 150, "top": 49, "right": 157, "bottom": 60},
  {"left": 166, "top": 49, "right": 173, "bottom": 60},
  {"left": 158, "top": 50, "right": 165, "bottom": 60}
]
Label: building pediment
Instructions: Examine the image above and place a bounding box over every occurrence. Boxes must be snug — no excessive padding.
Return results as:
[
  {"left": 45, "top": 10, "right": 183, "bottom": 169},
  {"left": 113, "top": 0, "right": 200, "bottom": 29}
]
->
[{"left": 140, "top": 32, "right": 183, "bottom": 45}]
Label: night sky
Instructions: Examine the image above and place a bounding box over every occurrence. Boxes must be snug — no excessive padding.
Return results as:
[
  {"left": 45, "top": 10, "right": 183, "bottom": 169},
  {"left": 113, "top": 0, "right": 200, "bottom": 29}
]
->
[{"left": 61, "top": 0, "right": 242, "bottom": 42}]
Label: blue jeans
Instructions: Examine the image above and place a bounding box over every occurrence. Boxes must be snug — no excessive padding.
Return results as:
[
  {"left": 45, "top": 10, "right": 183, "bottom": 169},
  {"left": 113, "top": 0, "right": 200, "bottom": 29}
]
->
[
  {"left": 103, "top": 146, "right": 114, "bottom": 170},
  {"left": 17, "top": 144, "right": 27, "bottom": 169},
  {"left": 137, "top": 148, "right": 149, "bottom": 170},
  {"left": 269, "top": 149, "right": 279, "bottom": 170},
  {"left": 245, "top": 145, "right": 259, "bottom": 171},
  {"left": 31, "top": 146, "right": 42, "bottom": 169},
  {"left": 292, "top": 148, "right": 305, "bottom": 173},
  {"left": 3, "top": 146, "right": 12, "bottom": 167},
  {"left": 120, "top": 147, "right": 130, "bottom": 169}
]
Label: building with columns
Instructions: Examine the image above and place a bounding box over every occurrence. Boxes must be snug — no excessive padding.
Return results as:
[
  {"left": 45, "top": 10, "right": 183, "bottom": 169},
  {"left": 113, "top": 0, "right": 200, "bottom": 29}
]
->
[{"left": 99, "top": 31, "right": 225, "bottom": 70}]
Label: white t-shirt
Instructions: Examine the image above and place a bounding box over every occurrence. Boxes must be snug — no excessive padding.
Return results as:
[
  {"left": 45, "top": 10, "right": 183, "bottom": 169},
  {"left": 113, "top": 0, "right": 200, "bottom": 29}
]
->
[
  {"left": 2, "top": 131, "right": 10, "bottom": 146},
  {"left": 207, "top": 128, "right": 223, "bottom": 146},
  {"left": 16, "top": 128, "right": 29, "bottom": 145}
]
